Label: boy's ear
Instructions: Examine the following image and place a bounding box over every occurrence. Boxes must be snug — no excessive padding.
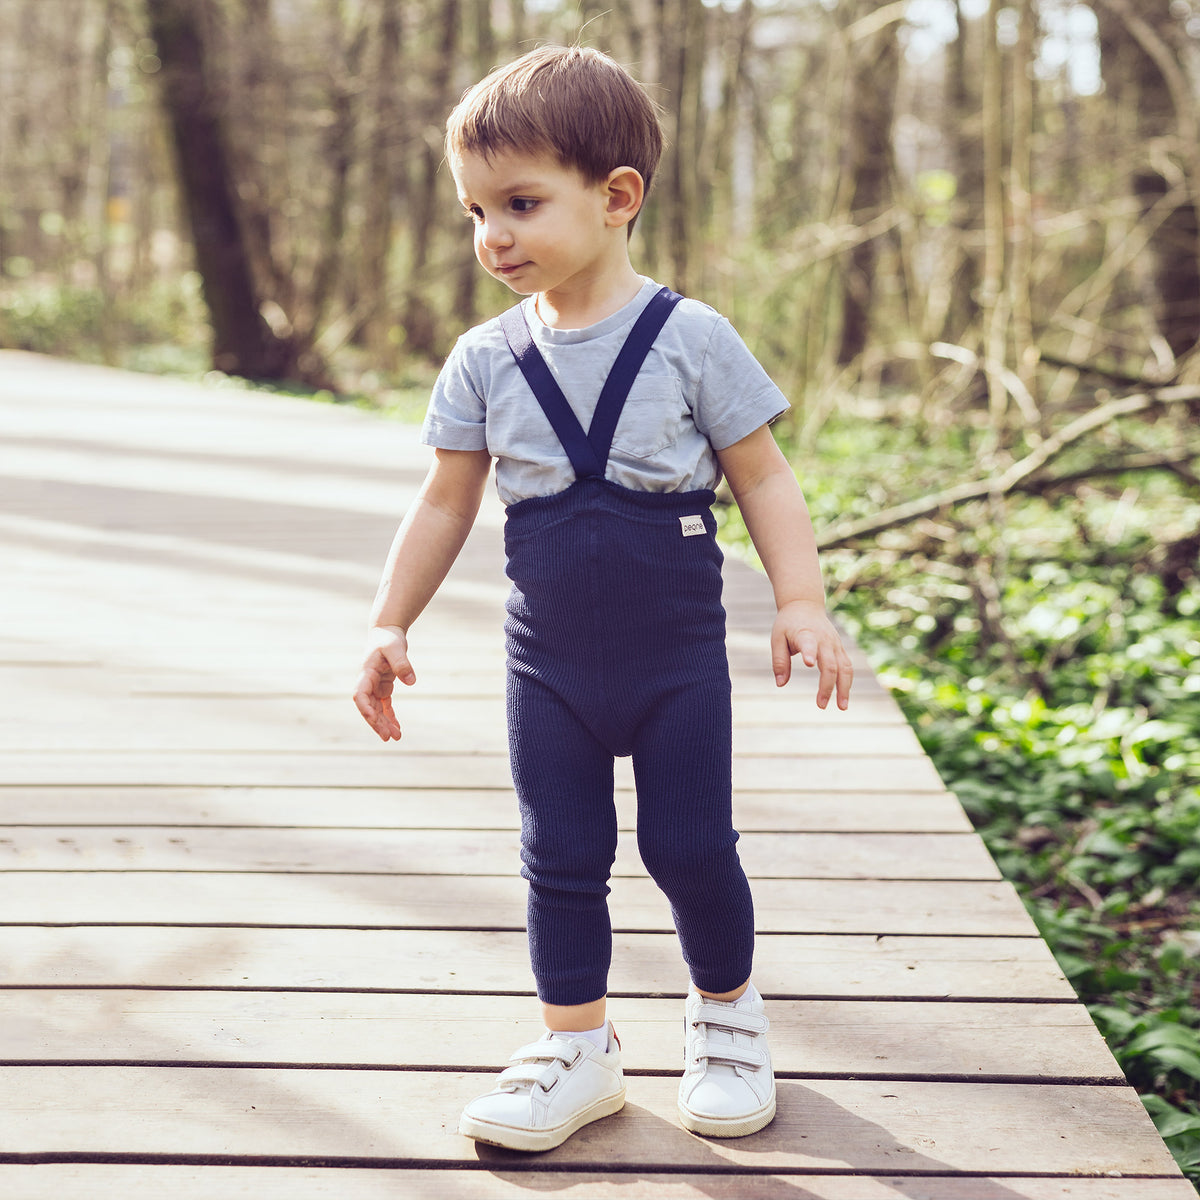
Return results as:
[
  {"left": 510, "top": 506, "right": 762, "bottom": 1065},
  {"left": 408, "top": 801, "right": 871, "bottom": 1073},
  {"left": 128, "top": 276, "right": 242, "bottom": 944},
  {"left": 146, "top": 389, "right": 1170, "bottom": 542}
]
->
[{"left": 604, "top": 167, "right": 645, "bottom": 229}]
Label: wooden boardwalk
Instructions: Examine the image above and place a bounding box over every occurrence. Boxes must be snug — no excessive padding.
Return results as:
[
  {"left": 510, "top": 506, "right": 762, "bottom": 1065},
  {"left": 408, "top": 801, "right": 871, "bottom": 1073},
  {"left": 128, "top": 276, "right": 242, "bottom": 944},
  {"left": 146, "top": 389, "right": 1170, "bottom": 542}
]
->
[{"left": 0, "top": 349, "right": 1192, "bottom": 1199}]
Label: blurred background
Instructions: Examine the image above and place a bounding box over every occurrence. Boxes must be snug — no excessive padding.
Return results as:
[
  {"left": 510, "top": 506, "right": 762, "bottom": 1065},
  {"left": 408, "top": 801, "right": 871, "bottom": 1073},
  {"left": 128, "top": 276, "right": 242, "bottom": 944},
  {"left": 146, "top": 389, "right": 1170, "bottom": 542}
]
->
[
  {"left": 2, "top": 0, "right": 1196, "bottom": 397},
  {"left": 1, "top": 0, "right": 1199, "bottom": 1185}
]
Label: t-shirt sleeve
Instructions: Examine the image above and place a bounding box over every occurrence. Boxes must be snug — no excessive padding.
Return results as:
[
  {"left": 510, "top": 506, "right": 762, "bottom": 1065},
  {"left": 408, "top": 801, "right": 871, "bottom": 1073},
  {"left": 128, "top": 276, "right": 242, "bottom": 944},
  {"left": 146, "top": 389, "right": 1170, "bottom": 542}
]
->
[
  {"left": 691, "top": 316, "right": 789, "bottom": 450},
  {"left": 420, "top": 336, "right": 490, "bottom": 452}
]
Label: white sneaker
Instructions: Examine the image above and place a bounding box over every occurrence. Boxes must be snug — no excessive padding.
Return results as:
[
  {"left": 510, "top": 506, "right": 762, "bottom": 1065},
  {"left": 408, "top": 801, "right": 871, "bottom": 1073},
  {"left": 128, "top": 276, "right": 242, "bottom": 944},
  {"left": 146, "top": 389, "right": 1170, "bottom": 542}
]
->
[
  {"left": 459, "top": 1023, "right": 626, "bottom": 1152},
  {"left": 677, "top": 987, "right": 776, "bottom": 1137}
]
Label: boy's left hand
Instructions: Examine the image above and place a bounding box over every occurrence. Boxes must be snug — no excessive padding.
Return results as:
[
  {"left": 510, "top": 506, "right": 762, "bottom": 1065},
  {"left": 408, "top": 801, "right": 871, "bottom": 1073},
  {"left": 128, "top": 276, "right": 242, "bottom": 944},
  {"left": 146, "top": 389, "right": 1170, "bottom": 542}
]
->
[{"left": 771, "top": 599, "right": 853, "bottom": 709}]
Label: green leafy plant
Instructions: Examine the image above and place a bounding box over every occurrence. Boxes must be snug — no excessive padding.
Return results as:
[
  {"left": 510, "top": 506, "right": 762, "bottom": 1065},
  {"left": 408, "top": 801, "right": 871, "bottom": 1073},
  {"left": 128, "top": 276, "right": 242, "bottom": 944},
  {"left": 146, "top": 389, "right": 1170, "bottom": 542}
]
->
[{"left": 746, "top": 406, "right": 1200, "bottom": 1188}]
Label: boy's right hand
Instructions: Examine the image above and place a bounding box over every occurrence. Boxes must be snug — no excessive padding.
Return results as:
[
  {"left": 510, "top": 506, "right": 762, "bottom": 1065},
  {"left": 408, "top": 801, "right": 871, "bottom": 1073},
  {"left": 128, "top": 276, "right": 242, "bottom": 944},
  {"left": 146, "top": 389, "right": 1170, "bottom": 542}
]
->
[{"left": 352, "top": 626, "right": 415, "bottom": 742}]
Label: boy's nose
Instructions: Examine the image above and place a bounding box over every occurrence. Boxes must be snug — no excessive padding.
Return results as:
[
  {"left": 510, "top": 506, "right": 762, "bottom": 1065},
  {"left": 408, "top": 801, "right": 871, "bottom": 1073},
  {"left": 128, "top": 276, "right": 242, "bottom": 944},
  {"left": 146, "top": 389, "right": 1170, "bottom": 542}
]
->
[{"left": 478, "top": 219, "right": 513, "bottom": 251}]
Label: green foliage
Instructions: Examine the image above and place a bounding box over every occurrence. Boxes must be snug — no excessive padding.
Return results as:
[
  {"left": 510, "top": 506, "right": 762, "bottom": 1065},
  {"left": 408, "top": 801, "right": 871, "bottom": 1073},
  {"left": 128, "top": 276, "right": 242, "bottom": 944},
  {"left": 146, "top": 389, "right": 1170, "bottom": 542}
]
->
[
  {"left": 1143, "top": 1093, "right": 1200, "bottom": 1176},
  {"left": 766, "top": 407, "right": 1200, "bottom": 1187},
  {"left": 0, "top": 282, "right": 109, "bottom": 356},
  {"left": 0, "top": 274, "right": 210, "bottom": 370}
]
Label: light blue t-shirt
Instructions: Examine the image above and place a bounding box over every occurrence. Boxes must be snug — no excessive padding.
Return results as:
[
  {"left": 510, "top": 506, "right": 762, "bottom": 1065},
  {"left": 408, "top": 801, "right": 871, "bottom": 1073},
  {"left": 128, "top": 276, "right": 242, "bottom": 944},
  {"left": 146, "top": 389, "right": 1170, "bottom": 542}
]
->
[{"left": 421, "top": 278, "right": 789, "bottom": 506}]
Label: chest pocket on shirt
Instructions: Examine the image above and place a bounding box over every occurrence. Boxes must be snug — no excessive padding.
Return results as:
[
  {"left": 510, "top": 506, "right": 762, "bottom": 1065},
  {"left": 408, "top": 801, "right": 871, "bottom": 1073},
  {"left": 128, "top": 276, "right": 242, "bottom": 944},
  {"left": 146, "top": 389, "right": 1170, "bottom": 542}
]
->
[{"left": 609, "top": 378, "right": 689, "bottom": 460}]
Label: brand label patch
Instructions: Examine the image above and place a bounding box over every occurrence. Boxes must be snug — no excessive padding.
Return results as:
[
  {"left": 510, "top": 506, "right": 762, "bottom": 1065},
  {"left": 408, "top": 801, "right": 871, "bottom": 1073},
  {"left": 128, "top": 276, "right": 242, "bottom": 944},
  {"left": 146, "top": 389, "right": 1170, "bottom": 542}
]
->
[{"left": 679, "top": 515, "right": 706, "bottom": 537}]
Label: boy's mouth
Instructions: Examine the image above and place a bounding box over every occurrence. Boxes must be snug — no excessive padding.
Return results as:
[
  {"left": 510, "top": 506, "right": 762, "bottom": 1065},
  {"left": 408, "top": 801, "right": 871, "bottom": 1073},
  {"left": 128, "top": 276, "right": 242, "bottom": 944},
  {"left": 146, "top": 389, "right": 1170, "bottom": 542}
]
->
[{"left": 494, "top": 261, "right": 528, "bottom": 276}]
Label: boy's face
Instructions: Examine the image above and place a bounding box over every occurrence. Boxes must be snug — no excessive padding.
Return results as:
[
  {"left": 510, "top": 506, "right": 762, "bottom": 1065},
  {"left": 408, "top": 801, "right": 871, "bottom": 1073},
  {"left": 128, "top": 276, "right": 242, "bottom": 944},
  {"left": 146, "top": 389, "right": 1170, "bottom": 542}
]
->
[{"left": 451, "top": 148, "right": 619, "bottom": 300}]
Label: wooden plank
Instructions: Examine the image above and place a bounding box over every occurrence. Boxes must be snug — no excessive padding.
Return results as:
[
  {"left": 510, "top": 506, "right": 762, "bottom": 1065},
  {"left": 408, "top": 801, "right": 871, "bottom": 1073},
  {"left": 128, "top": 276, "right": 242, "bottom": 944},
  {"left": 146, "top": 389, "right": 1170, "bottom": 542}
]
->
[
  {"left": 0, "top": 714, "right": 926, "bottom": 757},
  {"left": 0, "top": 928, "right": 1071, "bottom": 999},
  {"left": 0, "top": 750, "right": 948, "bottom": 792},
  {"left": 734, "top": 691, "right": 913, "bottom": 725},
  {"left": 734, "top": 723, "right": 927, "bottom": 755},
  {"left": 2, "top": 1166, "right": 1193, "bottom": 1200},
  {"left": 0, "top": 827, "right": 1000, "bottom": 880},
  {"left": 0, "top": 673, "right": 908, "bottom": 716},
  {"left": 0, "top": 873, "right": 1036, "bottom": 935},
  {"left": 2, "top": 991, "right": 1123, "bottom": 1079},
  {"left": 0, "top": 784, "right": 974, "bottom": 833},
  {"left": 0, "top": 1070, "right": 1181, "bottom": 1178},
  {"left": 0, "top": 683, "right": 921, "bottom": 746}
]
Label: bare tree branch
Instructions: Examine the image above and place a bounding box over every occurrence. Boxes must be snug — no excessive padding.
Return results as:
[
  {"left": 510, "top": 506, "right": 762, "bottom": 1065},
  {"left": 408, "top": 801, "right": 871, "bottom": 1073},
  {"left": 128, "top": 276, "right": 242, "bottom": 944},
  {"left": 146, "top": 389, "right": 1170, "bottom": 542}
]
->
[
  {"left": 816, "top": 386, "right": 1200, "bottom": 548},
  {"left": 1036, "top": 350, "right": 1169, "bottom": 388}
]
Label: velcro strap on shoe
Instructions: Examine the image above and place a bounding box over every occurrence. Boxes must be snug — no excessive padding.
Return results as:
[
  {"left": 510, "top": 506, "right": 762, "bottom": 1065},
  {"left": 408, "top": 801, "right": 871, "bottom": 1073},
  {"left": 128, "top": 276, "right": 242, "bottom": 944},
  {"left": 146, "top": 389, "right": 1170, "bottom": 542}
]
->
[
  {"left": 694, "top": 1004, "right": 770, "bottom": 1036},
  {"left": 691, "top": 1039, "right": 768, "bottom": 1070},
  {"left": 508, "top": 1041, "right": 579, "bottom": 1068},
  {"left": 496, "top": 1062, "right": 561, "bottom": 1092}
]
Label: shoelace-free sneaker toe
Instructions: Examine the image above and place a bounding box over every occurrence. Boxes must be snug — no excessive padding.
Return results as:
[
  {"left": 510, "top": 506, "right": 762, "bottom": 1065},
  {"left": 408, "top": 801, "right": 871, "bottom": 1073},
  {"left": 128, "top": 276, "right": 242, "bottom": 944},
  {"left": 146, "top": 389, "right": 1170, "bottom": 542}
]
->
[
  {"left": 678, "top": 989, "right": 776, "bottom": 1137},
  {"left": 459, "top": 1024, "right": 625, "bottom": 1152}
]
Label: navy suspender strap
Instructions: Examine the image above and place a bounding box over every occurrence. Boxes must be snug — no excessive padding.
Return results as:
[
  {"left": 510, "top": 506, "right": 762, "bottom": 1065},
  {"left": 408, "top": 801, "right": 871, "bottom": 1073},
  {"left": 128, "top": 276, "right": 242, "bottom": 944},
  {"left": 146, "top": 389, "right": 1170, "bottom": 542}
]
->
[
  {"left": 499, "top": 303, "right": 602, "bottom": 477},
  {"left": 499, "top": 286, "right": 684, "bottom": 480},
  {"left": 585, "top": 287, "right": 684, "bottom": 476}
]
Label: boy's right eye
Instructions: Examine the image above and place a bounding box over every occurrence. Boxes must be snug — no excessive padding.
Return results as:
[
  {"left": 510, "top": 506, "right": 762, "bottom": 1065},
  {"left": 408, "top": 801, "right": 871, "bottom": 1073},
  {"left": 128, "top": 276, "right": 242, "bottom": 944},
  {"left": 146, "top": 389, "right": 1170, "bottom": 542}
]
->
[{"left": 463, "top": 205, "right": 484, "bottom": 223}]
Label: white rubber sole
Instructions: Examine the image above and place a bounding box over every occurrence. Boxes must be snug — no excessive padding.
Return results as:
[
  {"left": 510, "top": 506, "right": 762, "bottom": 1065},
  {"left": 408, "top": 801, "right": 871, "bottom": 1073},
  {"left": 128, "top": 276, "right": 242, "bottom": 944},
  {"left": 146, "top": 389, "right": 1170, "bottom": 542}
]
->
[
  {"left": 678, "top": 1088, "right": 776, "bottom": 1138},
  {"left": 459, "top": 1088, "right": 627, "bottom": 1153}
]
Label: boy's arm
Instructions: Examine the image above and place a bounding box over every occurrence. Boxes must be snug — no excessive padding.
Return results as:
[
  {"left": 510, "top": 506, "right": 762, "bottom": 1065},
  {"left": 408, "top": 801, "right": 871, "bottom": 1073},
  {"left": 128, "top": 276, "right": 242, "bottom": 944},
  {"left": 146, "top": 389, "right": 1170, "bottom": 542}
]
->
[
  {"left": 716, "top": 425, "right": 853, "bottom": 710},
  {"left": 353, "top": 447, "right": 492, "bottom": 741}
]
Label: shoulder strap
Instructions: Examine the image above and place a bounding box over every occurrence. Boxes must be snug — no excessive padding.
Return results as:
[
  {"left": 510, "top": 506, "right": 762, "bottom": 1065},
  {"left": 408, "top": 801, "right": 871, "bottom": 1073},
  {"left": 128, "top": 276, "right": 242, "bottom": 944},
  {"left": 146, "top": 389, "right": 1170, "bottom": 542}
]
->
[
  {"left": 587, "top": 286, "right": 682, "bottom": 476},
  {"left": 499, "top": 303, "right": 603, "bottom": 478},
  {"left": 499, "top": 286, "right": 684, "bottom": 480}
]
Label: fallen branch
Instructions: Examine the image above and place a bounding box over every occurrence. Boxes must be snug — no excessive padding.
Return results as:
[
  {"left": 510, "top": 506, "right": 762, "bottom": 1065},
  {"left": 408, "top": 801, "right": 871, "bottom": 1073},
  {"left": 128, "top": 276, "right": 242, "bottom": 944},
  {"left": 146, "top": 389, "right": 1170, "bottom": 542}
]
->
[
  {"left": 1037, "top": 350, "right": 1169, "bottom": 389},
  {"left": 816, "top": 385, "right": 1200, "bottom": 548}
]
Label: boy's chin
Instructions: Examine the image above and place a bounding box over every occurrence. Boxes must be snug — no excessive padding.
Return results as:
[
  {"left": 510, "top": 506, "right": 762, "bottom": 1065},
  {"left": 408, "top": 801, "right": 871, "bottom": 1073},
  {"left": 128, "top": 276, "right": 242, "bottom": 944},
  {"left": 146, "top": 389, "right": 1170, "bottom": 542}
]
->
[
  {"left": 494, "top": 277, "right": 536, "bottom": 296},
  {"left": 486, "top": 264, "right": 538, "bottom": 294}
]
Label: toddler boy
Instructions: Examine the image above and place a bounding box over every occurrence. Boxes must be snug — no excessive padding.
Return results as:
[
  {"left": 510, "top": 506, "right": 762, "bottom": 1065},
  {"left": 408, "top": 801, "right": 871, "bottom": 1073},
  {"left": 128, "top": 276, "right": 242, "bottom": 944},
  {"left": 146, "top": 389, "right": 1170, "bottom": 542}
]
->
[{"left": 354, "top": 43, "right": 852, "bottom": 1152}]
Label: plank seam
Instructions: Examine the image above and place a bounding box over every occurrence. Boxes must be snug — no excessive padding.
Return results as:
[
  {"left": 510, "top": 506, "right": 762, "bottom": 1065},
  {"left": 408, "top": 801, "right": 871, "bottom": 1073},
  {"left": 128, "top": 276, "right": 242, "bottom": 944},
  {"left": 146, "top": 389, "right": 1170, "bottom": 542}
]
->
[
  {"left": 0, "top": 1060, "right": 1130, "bottom": 1085},
  {"left": 0, "top": 823, "right": 972, "bottom": 830},
  {"left": 0, "top": 1154, "right": 1180, "bottom": 1179},
  {"left": 0, "top": 872, "right": 1010, "bottom": 883},
  {"left": 0, "top": 985, "right": 1079, "bottom": 1003},
  {"left": 0, "top": 924, "right": 1049, "bottom": 942}
]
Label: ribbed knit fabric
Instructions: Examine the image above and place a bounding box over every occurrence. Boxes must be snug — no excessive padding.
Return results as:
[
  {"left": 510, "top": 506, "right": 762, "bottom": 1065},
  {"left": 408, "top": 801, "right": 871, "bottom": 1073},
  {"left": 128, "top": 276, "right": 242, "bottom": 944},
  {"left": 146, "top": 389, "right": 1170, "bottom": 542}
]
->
[{"left": 504, "top": 477, "right": 756, "bottom": 1006}]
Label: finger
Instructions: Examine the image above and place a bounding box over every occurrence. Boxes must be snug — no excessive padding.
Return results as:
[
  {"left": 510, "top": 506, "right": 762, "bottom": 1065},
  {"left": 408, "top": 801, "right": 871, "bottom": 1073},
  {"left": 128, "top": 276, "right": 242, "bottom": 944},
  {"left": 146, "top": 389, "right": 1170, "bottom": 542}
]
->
[
  {"left": 353, "top": 688, "right": 397, "bottom": 741},
  {"left": 814, "top": 653, "right": 837, "bottom": 710},
  {"left": 382, "top": 646, "right": 417, "bottom": 688},
  {"left": 353, "top": 668, "right": 402, "bottom": 741},
  {"left": 377, "top": 694, "right": 403, "bottom": 740},
  {"left": 770, "top": 626, "right": 792, "bottom": 687},
  {"left": 796, "top": 630, "right": 819, "bottom": 669},
  {"left": 836, "top": 655, "right": 854, "bottom": 710}
]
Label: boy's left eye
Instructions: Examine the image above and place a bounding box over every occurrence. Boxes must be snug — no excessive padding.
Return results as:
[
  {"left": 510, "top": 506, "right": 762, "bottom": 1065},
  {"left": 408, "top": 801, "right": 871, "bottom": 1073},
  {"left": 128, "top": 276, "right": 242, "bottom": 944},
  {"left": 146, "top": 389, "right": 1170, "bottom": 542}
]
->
[{"left": 510, "top": 197, "right": 538, "bottom": 214}]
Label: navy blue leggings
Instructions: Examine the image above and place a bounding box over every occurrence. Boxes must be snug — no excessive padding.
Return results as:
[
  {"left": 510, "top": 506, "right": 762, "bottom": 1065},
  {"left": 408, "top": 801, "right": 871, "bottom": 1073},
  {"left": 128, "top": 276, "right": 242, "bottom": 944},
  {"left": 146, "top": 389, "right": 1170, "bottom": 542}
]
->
[{"left": 504, "top": 477, "right": 756, "bottom": 1006}]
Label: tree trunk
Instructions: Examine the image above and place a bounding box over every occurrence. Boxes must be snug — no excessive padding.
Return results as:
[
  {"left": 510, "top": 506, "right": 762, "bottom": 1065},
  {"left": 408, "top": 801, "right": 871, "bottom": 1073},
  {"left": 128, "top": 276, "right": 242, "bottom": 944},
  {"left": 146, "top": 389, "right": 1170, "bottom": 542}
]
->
[
  {"left": 1098, "top": 0, "right": 1200, "bottom": 365},
  {"left": 1006, "top": 0, "right": 1036, "bottom": 399},
  {"left": 835, "top": 2, "right": 900, "bottom": 366},
  {"left": 980, "top": 0, "right": 1008, "bottom": 437},
  {"left": 144, "top": 0, "right": 301, "bottom": 381},
  {"left": 452, "top": 0, "right": 498, "bottom": 329},
  {"left": 302, "top": 2, "right": 367, "bottom": 342},
  {"left": 234, "top": 0, "right": 293, "bottom": 316},
  {"left": 939, "top": 0, "right": 982, "bottom": 344},
  {"left": 402, "top": 0, "right": 458, "bottom": 359},
  {"left": 359, "top": 0, "right": 404, "bottom": 362}
]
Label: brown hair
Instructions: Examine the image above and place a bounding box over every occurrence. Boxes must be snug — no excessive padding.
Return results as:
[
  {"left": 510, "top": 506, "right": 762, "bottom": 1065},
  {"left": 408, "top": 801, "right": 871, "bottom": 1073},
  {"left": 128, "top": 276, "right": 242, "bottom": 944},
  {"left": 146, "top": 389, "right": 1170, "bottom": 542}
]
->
[{"left": 445, "top": 45, "right": 664, "bottom": 196}]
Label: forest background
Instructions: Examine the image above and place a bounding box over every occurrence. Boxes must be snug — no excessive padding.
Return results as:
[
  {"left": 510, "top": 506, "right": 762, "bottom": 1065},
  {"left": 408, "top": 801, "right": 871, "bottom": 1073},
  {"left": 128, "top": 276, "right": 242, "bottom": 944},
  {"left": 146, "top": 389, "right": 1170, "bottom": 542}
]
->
[{"left": 2, "top": 0, "right": 1199, "bottom": 1183}]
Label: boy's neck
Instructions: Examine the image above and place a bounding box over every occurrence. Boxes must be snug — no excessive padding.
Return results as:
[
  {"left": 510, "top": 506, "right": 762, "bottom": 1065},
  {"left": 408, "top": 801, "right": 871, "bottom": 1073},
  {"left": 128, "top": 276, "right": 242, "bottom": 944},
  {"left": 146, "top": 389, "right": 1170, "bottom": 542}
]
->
[{"left": 534, "top": 262, "right": 644, "bottom": 331}]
